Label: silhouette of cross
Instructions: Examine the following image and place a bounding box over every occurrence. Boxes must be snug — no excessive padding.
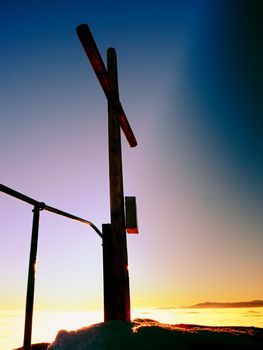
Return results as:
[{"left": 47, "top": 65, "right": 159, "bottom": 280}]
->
[{"left": 76, "top": 24, "right": 138, "bottom": 321}]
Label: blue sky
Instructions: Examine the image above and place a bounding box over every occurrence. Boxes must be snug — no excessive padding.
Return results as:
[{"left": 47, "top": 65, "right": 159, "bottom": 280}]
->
[{"left": 0, "top": 0, "right": 262, "bottom": 312}]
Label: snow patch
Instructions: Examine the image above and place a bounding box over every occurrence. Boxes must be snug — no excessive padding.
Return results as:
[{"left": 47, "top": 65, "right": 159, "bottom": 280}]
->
[{"left": 47, "top": 318, "right": 263, "bottom": 350}]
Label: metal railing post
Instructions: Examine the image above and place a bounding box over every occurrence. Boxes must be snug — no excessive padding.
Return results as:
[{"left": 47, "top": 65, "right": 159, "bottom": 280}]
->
[
  {"left": 23, "top": 204, "right": 41, "bottom": 350},
  {"left": 0, "top": 183, "right": 103, "bottom": 348}
]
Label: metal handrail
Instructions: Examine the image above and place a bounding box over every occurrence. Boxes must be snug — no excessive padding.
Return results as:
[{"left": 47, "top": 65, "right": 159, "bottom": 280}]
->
[
  {"left": 0, "top": 183, "right": 39, "bottom": 207},
  {"left": 0, "top": 182, "right": 103, "bottom": 350},
  {"left": 0, "top": 183, "right": 102, "bottom": 237},
  {"left": 44, "top": 204, "right": 103, "bottom": 238}
]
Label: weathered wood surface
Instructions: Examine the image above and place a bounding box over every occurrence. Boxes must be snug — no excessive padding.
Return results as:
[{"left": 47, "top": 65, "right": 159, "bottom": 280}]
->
[{"left": 104, "top": 48, "right": 130, "bottom": 321}]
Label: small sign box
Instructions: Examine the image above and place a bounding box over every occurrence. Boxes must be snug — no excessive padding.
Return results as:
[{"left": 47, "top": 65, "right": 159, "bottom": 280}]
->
[{"left": 125, "top": 196, "right": 138, "bottom": 234}]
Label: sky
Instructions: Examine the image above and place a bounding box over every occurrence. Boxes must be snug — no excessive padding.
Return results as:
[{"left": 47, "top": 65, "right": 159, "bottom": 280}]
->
[{"left": 0, "top": 0, "right": 262, "bottom": 314}]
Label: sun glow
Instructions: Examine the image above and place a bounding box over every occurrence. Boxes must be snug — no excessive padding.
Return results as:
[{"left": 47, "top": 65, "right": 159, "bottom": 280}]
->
[
  {"left": 0, "top": 310, "right": 103, "bottom": 350},
  {"left": 1, "top": 307, "right": 263, "bottom": 349}
]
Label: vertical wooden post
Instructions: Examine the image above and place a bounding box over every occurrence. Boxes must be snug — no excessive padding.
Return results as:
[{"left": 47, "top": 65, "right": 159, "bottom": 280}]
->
[
  {"left": 105, "top": 47, "right": 130, "bottom": 321},
  {"left": 102, "top": 224, "right": 113, "bottom": 320},
  {"left": 23, "top": 205, "right": 40, "bottom": 350}
]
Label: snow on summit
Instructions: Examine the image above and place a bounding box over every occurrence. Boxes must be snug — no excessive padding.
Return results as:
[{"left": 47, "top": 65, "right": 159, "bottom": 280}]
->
[{"left": 47, "top": 319, "right": 263, "bottom": 350}]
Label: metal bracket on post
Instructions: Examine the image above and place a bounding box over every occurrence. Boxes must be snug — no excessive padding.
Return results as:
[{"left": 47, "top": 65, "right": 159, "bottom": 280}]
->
[
  {"left": 125, "top": 196, "right": 138, "bottom": 234},
  {"left": 23, "top": 204, "right": 42, "bottom": 350}
]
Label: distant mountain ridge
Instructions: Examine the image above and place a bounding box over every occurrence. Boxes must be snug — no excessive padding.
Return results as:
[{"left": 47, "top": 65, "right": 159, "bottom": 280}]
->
[{"left": 186, "top": 300, "right": 263, "bottom": 309}]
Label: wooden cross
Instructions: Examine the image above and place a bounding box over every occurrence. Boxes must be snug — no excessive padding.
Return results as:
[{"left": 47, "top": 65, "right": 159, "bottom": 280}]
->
[{"left": 76, "top": 24, "right": 138, "bottom": 321}]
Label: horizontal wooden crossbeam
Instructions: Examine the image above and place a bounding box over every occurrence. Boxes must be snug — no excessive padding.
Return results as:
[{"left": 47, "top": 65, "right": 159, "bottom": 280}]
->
[{"left": 76, "top": 24, "right": 137, "bottom": 147}]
